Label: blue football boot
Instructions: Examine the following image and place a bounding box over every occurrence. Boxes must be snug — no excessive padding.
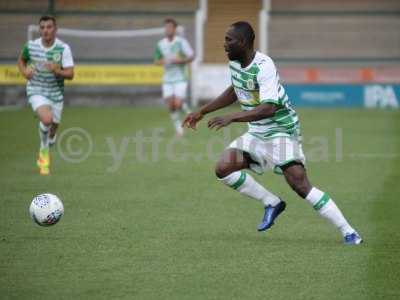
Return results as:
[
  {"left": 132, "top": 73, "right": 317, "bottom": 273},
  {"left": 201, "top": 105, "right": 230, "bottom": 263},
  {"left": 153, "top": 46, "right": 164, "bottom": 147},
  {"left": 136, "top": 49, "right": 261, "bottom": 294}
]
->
[
  {"left": 257, "top": 200, "right": 286, "bottom": 232},
  {"left": 344, "top": 231, "right": 363, "bottom": 245}
]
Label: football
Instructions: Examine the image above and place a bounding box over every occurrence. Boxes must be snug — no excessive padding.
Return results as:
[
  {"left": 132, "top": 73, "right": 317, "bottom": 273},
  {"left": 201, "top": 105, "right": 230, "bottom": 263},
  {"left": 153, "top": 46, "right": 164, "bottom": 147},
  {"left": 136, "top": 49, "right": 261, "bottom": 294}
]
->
[{"left": 29, "top": 193, "right": 64, "bottom": 226}]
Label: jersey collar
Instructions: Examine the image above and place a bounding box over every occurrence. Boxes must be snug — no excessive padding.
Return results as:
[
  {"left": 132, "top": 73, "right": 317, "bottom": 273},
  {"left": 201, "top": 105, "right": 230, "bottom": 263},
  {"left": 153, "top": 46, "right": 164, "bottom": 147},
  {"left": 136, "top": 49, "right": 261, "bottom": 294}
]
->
[
  {"left": 241, "top": 51, "right": 259, "bottom": 71},
  {"left": 40, "top": 38, "right": 58, "bottom": 51},
  {"left": 166, "top": 36, "right": 177, "bottom": 44}
]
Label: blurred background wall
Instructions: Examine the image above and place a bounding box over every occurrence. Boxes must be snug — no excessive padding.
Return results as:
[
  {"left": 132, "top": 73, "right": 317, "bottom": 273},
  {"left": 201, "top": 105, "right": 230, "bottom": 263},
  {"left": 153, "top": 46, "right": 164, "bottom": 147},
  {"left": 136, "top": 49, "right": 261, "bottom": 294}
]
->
[{"left": 0, "top": 0, "right": 399, "bottom": 108}]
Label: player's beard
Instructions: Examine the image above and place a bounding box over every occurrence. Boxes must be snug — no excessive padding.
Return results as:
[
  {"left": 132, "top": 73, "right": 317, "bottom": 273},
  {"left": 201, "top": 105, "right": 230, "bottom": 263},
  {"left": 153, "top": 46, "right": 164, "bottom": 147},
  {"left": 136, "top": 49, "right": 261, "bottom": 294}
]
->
[
  {"left": 226, "top": 47, "right": 242, "bottom": 61},
  {"left": 227, "top": 51, "right": 239, "bottom": 61}
]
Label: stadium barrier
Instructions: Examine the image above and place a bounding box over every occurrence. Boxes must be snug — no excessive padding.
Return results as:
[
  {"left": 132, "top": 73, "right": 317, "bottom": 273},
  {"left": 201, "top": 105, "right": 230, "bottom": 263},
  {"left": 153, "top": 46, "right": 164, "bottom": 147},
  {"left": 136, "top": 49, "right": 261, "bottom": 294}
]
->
[
  {"left": 286, "top": 84, "right": 399, "bottom": 108},
  {"left": 274, "top": 66, "right": 400, "bottom": 108},
  {"left": 0, "top": 64, "right": 162, "bottom": 85},
  {"left": 2, "top": 63, "right": 399, "bottom": 108},
  {"left": 192, "top": 65, "right": 400, "bottom": 108}
]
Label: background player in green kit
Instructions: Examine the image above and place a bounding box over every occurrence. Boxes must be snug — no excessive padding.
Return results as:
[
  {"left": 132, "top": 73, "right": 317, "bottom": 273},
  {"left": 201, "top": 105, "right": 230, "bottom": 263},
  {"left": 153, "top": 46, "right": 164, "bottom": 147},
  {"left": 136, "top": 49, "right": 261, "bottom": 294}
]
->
[
  {"left": 154, "top": 18, "right": 194, "bottom": 137},
  {"left": 183, "top": 21, "right": 363, "bottom": 245},
  {"left": 17, "top": 15, "right": 74, "bottom": 175}
]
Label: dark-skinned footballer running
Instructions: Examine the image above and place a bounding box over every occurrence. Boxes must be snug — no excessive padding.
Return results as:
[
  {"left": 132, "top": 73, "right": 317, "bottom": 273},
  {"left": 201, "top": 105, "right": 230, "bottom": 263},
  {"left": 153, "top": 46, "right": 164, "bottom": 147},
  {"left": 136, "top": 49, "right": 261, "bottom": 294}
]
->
[{"left": 182, "top": 21, "right": 362, "bottom": 245}]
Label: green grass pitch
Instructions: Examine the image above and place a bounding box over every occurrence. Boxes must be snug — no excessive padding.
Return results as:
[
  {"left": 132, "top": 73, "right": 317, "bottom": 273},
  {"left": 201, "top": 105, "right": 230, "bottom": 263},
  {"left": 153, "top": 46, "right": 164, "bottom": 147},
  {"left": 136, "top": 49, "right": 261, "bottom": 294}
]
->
[{"left": 1, "top": 106, "right": 400, "bottom": 299}]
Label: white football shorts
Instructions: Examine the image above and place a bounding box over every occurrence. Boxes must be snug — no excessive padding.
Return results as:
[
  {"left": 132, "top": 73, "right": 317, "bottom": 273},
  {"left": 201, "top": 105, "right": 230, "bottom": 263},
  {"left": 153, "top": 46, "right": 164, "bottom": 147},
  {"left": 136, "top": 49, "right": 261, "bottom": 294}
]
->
[
  {"left": 228, "top": 132, "right": 306, "bottom": 174},
  {"left": 29, "top": 95, "right": 64, "bottom": 123},
  {"left": 162, "top": 81, "right": 188, "bottom": 99}
]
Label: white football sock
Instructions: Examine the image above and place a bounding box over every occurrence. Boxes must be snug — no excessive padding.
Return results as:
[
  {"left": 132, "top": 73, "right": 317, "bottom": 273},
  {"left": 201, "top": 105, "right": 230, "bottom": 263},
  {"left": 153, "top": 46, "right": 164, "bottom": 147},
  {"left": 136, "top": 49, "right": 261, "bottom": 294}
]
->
[
  {"left": 170, "top": 111, "right": 183, "bottom": 135},
  {"left": 306, "top": 187, "right": 355, "bottom": 236},
  {"left": 219, "top": 171, "right": 281, "bottom": 207},
  {"left": 39, "top": 122, "right": 50, "bottom": 150},
  {"left": 181, "top": 102, "right": 191, "bottom": 114}
]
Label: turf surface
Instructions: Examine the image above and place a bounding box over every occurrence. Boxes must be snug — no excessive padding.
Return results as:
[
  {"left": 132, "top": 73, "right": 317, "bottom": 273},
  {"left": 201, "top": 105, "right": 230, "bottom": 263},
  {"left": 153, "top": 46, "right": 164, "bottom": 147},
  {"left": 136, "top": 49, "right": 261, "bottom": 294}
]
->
[{"left": 1, "top": 107, "right": 400, "bottom": 299}]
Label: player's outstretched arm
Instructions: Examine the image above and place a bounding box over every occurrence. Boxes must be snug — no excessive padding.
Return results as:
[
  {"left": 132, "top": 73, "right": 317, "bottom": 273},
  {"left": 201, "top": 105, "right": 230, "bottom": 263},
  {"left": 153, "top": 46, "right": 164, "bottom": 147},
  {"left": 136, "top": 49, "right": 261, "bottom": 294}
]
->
[
  {"left": 208, "top": 103, "right": 278, "bottom": 131},
  {"left": 182, "top": 85, "right": 237, "bottom": 130},
  {"left": 154, "top": 58, "right": 165, "bottom": 65},
  {"left": 227, "top": 103, "right": 278, "bottom": 122},
  {"left": 17, "top": 55, "right": 34, "bottom": 80}
]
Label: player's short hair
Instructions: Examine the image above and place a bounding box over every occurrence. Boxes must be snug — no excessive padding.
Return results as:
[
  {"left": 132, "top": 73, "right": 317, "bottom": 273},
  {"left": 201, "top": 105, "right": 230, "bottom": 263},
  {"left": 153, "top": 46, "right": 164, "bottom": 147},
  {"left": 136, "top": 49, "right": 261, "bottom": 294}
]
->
[
  {"left": 39, "top": 15, "right": 56, "bottom": 25},
  {"left": 231, "top": 21, "right": 255, "bottom": 47},
  {"left": 164, "top": 18, "right": 178, "bottom": 28}
]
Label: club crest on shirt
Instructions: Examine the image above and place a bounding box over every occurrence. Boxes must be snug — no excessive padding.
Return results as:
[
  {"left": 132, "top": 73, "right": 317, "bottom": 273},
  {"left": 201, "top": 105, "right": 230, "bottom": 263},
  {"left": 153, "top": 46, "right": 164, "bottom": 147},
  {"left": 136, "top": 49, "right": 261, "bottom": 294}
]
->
[
  {"left": 246, "top": 79, "right": 255, "bottom": 90},
  {"left": 52, "top": 52, "right": 61, "bottom": 62}
]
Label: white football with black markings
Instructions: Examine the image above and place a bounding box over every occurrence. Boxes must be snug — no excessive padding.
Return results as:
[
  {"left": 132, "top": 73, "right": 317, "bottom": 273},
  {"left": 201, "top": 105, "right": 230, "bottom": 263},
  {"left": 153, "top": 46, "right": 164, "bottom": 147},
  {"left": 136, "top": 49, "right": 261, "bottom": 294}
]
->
[{"left": 29, "top": 194, "right": 64, "bottom": 226}]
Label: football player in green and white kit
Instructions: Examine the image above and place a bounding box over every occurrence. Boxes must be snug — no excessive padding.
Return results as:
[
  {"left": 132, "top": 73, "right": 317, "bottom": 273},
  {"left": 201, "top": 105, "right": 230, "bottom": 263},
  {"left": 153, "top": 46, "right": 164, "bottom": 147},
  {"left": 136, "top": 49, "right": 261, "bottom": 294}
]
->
[
  {"left": 17, "top": 15, "right": 74, "bottom": 175},
  {"left": 183, "top": 21, "right": 362, "bottom": 245},
  {"left": 154, "top": 18, "right": 194, "bottom": 137}
]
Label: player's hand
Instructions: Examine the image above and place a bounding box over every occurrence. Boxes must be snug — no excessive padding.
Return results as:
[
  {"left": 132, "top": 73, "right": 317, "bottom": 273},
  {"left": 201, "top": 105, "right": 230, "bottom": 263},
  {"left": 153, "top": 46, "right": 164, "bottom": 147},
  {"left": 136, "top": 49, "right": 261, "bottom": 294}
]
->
[
  {"left": 170, "top": 58, "right": 184, "bottom": 64},
  {"left": 45, "top": 63, "right": 61, "bottom": 75},
  {"left": 23, "top": 67, "right": 35, "bottom": 80},
  {"left": 207, "top": 115, "right": 233, "bottom": 130},
  {"left": 182, "top": 111, "right": 203, "bottom": 130},
  {"left": 163, "top": 58, "right": 175, "bottom": 65},
  {"left": 158, "top": 59, "right": 168, "bottom": 65}
]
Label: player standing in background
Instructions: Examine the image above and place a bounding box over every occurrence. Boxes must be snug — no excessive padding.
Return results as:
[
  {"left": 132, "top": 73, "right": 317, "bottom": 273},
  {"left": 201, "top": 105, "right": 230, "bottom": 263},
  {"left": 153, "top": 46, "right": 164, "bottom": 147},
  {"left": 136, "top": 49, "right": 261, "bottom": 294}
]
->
[
  {"left": 154, "top": 18, "right": 194, "bottom": 137},
  {"left": 17, "top": 15, "right": 74, "bottom": 175},
  {"left": 183, "top": 21, "right": 363, "bottom": 245}
]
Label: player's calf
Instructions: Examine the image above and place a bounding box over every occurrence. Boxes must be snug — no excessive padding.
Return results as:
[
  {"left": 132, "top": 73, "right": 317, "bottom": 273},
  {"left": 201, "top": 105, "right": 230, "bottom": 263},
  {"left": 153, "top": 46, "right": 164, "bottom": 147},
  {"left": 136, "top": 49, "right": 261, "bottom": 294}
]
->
[
  {"left": 167, "top": 97, "right": 184, "bottom": 136},
  {"left": 216, "top": 149, "right": 284, "bottom": 230},
  {"left": 282, "top": 162, "right": 312, "bottom": 198},
  {"left": 282, "top": 162, "right": 363, "bottom": 244},
  {"left": 34, "top": 106, "right": 54, "bottom": 175},
  {"left": 49, "top": 123, "right": 59, "bottom": 146}
]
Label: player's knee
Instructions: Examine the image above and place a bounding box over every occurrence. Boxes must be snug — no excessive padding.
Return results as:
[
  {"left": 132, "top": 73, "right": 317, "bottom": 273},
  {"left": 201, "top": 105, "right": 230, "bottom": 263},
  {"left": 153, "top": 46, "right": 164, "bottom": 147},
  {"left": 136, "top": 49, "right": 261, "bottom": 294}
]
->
[
  {"left": 174, "top": 99, "right": 182, "bottom": 110},
  {"left": 41, "top": 116, "right": 53, "bottom": 127},
  {"left": 215, "top": 162, "right": 230, "bottom": 179},
  {"left": 168, "top": 103, "right": 175, "bottom": 111}
]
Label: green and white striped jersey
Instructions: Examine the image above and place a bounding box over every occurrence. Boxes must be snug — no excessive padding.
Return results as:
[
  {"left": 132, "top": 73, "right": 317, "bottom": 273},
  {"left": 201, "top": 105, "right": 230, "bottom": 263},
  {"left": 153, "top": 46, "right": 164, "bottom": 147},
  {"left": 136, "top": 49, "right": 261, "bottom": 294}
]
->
[
  {"left": 229, "top": 52, "right": 300, "bottom": 140},
  {"left": 21, "top": 38, "right": 74, "bottom": 102},
  {"left": 154, "top": 36, "right": 193, "bottom": 83}
]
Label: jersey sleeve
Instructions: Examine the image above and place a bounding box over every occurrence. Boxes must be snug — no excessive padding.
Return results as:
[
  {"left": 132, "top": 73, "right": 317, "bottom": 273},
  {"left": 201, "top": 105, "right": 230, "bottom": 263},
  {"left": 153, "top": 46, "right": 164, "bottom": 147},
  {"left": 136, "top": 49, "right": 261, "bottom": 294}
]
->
[
  {"left": 62, "top": 44, "right": 74, "bottom": 68},
  {"left": 180, "top": 38, "right": 194, "bottom": 58},
  {"left": 257, "top": 59, "right": 280, "bottom": 105},
  {"left": 21, "top": 43, "right": 30, "bottom": 61},
  {"left": 154, "top": 43, "right": 163, "bottom": 60}
]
